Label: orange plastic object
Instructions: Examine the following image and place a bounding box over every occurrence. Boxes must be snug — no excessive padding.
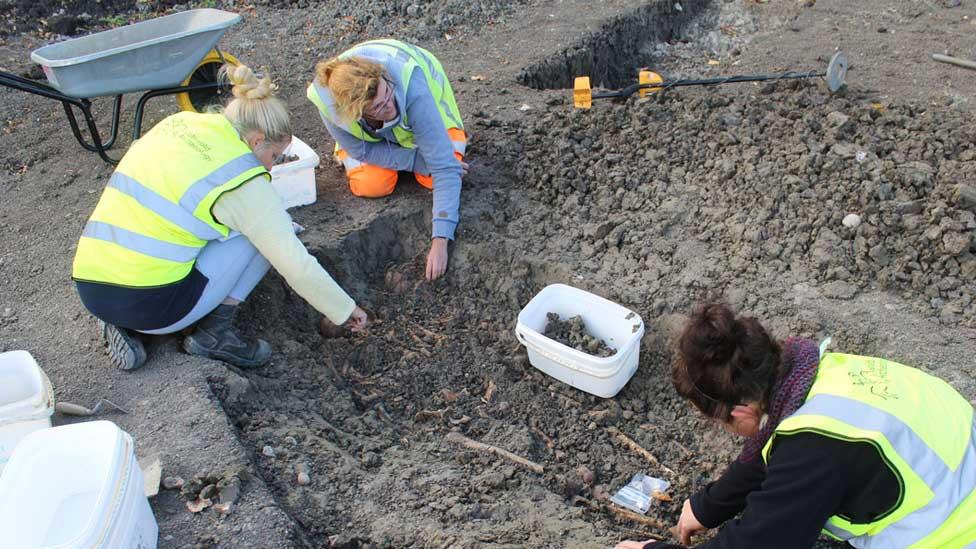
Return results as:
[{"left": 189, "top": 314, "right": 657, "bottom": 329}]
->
[{"left": 573, "top": 76, "right": 592, "bottom": 109}]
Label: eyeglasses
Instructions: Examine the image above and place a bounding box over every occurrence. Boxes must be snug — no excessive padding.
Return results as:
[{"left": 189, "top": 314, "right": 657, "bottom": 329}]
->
[{"left": 364, "top": 77, "right": 395, "bottom": 119}]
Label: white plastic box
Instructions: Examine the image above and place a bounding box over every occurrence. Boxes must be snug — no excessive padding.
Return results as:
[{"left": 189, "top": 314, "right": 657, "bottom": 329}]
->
[
  {"left": 270, "top": 135, "right": 320, "bottom": 209},
  {"left": 0, "top": 350, "right": 54, "bottom": 474},
  {"left": 515, "top": 284, "right": 645, "bottom": 398},
  {"left": 0, "top": 421, "right": 158, "bottom": 549}
]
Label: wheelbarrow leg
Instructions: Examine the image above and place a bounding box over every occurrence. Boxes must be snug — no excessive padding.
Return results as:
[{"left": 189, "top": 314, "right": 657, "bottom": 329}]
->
[{"left": 62, "top": 95, "right": 122, "bottom": 164}]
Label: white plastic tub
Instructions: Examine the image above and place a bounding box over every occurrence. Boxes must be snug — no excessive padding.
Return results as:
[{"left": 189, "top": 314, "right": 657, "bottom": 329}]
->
[
  {"left": 270, "top": 135, "right": 320, "bottom": 209},
  {"left": 0, "top": 421, "right": 158, "bottom": 548},
  {"left": 0, "top": 350, "right": 54, "bottom": 474},
  {"left": 515, "top": 284, "right": 645, "bottom": 398}
]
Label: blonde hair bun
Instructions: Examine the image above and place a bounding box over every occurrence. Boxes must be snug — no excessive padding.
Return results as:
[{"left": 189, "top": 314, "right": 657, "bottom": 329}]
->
[{"left": 224, "top": 63, "right": 277, "bottom": 101}]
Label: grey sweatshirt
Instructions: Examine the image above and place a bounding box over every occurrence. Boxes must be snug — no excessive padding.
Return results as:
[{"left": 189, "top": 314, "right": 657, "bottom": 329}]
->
[{"left": 321, "top": 70, "right": 463, "bottom": 240}]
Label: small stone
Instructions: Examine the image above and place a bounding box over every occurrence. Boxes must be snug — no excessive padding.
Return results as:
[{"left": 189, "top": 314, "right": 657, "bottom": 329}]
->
[
  {"left": 162, "top": 476, "right": 185, "bottom": 490},
  {"left": 199, "top": 484, "right": 218, "bottom": 500},
  {"left": 262, "top": 445, "right": 276, "bottom": 458},
  {"left": 576, "top": 465, "right": 595, "bottom": 486},
  {"left": 296, "top": 463, "right": 311, "bottom": 486},
  {"left": 622, "top": 410, "right": 634, "bottom": 420},
  {"left": 362, "top": 451, "right": 382, "bottom": 468},
  {"left": 842, "top": 213, "right": 861, "bottom": 228},
  {"left": 954, "top": 184, "right": 976, "bottom": 211},
  {"left": 943, "top": 232, "right": 972, "bottom": 256},
  {"left": 869, "top": 244, "right": 891, "bottom": 265},
  {"left": 826, "top": 111, "right": 850, "bottom": 128}
]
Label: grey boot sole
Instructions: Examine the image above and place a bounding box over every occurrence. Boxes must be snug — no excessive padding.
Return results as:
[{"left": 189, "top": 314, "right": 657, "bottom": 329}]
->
[
  {"left": 103, "top": 323, "right": 147, "bottom": 371},
  {"left": 182, "top": 335, "right": 272, "bottom": 369}
]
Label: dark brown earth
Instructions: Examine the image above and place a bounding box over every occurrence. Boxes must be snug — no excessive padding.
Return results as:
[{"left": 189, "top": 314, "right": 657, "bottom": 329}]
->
[
  {"left": 544, "top": 313, "right": 617, "bottom": 357},
  {"left": 1, "top": 1, "right": 976, "bottom": 548}
]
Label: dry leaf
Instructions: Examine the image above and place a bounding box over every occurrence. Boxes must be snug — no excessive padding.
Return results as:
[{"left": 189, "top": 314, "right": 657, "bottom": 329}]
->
[
  {"left": 440, "top": 388, "right": 462, "bottom": 403},
  {"left": 186, "top": 497, "right": 212, "bottom": 513},
  {"left": 471, "top": 74, "right": 485, "bottom": 81},
  {"left": 415, "top": 407, "right": 450, "bottom": 422},
  {"left": 213, "top": 502, "right": 233, "bottom": 515},
  {"left": 652, "top": 490, "right": 672, "bottom": 502},
  {"left": 483, "top": 380, "right": 497, "bottom": 403}
]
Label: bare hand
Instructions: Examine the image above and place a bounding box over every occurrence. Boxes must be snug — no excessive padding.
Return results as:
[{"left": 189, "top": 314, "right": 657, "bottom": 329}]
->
[
  {"left": 614, "top": 541, "right": 656, "bottom": 549},
  {"left": 674, "top": 498, "right": 707, "bottom": 545},
  {"left": 425, "top": 238, "right": 449, "bottom": 280},
  {"left": 459, "top": 160, "right": 470, "bottom": 177},
  {"left": 343, "top": 306, "right": 368, "bottom": 332}
]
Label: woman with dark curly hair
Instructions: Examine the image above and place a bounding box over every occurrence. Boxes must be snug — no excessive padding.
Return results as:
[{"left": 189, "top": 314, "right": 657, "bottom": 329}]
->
[{"left": 617, "top": 303, "right": 975, "bottom": 549}]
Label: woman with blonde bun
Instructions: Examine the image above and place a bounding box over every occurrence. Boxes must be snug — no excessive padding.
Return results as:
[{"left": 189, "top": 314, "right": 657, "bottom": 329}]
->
[{"left": 73, "top": 64, "right": 368, "bottom": 371}]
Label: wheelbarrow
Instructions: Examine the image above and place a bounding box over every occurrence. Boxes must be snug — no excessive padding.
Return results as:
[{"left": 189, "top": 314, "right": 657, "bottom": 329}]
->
[{"left": 0, "top": 8, "right": 244, "bottom": 164}]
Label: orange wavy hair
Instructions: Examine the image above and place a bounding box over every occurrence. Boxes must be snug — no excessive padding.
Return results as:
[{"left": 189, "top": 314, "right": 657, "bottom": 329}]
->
[{"left": 314, "top": 56, "right": 385, "bottom": 123}]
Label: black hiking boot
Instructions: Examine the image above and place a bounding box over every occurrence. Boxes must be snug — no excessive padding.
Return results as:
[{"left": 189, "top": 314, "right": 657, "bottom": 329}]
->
[
  {"left": 182, "top": 304, "right": 272, "bottom": 368},
  {"left": 102, "top": 322, "right": 148, "bottom": 371}
]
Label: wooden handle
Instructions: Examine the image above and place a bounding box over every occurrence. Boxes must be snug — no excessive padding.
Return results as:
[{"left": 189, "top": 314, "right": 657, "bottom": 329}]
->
[{"left": 932, "top": 54, "right": 976, "bottom": 71}]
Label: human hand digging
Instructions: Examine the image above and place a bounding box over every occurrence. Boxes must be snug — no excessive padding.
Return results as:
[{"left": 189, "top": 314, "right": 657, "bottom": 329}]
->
[
  {"left": 344, "top": 306, "right": 368, "bottom": 332},
  {"left": 673, "top": 498, "right": 707, "bottom": 545},
  {"left": 425, "top": 237, "right": 449, "bottom": 280},
  {"left": 460, "top": 160, "right": 469, "bottom": 177}
]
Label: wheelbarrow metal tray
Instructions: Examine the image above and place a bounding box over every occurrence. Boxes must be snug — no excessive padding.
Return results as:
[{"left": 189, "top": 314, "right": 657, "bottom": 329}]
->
[{"left": 30, "top": 8, "right": 241, "bottom": 99}]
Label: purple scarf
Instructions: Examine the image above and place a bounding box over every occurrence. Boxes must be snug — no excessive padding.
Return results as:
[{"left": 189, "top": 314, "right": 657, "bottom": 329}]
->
[{"left": 738, "top": 337, "right": 821, "bottom": 465}]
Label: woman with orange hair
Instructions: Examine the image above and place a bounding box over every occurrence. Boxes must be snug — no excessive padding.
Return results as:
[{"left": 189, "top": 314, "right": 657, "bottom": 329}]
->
[{"left": 308, "top": 40, "right": 467, "bottom": 280}]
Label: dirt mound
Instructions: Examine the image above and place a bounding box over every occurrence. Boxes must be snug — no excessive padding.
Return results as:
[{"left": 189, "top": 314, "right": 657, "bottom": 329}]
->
[
  {"left": 0, "top": 0, "right": 181, "bottom": 36},
  {"left": 515, "top": 82, "right": 976, "bottom": 327}
]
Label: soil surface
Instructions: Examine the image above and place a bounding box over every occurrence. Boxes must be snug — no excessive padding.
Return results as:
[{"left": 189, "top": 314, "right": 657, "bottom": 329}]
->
[{"left": 2, "top": 1, "right": 976, "bottom": 548}]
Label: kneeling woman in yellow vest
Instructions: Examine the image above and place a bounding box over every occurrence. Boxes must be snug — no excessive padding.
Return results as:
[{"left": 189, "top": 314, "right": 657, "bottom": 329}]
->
[
  {"left": 308, "top": 39, "right": 467, "bottom": 281},
  {"left": 72, "top": 65, "right": 368, "bottom": 371},
  {"left": 617, "top": 303, "right": 975, "bottom": 549}
]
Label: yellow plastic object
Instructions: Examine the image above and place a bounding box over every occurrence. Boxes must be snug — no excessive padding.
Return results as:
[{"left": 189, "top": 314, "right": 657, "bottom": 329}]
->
[
  {"left": 573, "top": 76, "right": 592, "bottom": 109},
  {"left": 176, "top": 50, "right": 240, "bottom": 112},
  {"left": 639, "top": 70, "right": 663, "bottom": 97}
]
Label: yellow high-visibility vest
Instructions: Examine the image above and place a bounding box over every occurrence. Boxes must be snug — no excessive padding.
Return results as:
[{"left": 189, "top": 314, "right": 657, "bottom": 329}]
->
[
  {"left": 72, "top": 112, "right": 268, "bottom": 288},
  {"left": 307, "top": 39, "right": 463, "bottom": 150},
  {"left": 763, "top": 353, "right": 976, "bottom": 548}
]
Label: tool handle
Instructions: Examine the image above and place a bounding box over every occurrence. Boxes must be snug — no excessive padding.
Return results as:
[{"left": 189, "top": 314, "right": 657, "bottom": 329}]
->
[{"left": 932, "top": 54, "right": 976, "bottom": 72}]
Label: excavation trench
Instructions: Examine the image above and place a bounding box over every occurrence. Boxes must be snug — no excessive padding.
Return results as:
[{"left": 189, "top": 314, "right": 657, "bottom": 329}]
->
[
  {"left": 208, "top": 200, "right": 739, "bottom": 547},
  {"left": 518, "top": 0, "right": 714, "bottom": 90}
]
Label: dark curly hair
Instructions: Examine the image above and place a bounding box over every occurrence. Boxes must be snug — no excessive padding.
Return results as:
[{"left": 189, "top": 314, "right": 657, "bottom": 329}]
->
[{"left": 672, "top": 303, "right": 783, "bottom": 420}]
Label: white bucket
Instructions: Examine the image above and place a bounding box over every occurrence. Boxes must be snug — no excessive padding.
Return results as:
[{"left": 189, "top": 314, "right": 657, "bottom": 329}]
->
[
  {"left": 0, "top": 350, "right": 54, "bottom": 474},
  {"left": 0, "top": 421, "right": 159, "bottom": 548},
  {"left": 515, "top": 284, "right": 645, "bottom": 398},
  {"left": 270, "top": 135, "right": 320, "bottom": 209}
]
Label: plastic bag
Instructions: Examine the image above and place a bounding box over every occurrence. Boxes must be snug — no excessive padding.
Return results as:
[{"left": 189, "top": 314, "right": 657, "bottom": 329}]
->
[{"left": 610, "top": 473, "right": 671, "bottom": 514}]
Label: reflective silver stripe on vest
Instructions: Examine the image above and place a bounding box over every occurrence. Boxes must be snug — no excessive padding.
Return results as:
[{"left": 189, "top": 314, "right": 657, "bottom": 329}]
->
[
  {"left": 452, "top": 139, "right": 466, "bottom": 155},
  {"left": 794, "top": 394, "right": 976, "bottom": 548},
  {"left": 341, "top": 155, "right": 363, "bottom": 171},
  {"left": 82, "top": 220, "right": 199, "bottom": 263},
  {"left": 179, "top": 153, "right": 263, "bottom": 214},
  {"left": 108, "top": 172, "right": 222, "bottom": 241}
]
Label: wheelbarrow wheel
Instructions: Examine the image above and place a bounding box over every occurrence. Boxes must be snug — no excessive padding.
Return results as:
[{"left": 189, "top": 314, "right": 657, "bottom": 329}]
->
[{"left": 176, "top": 50, "right": 240, "bottom": 113}]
